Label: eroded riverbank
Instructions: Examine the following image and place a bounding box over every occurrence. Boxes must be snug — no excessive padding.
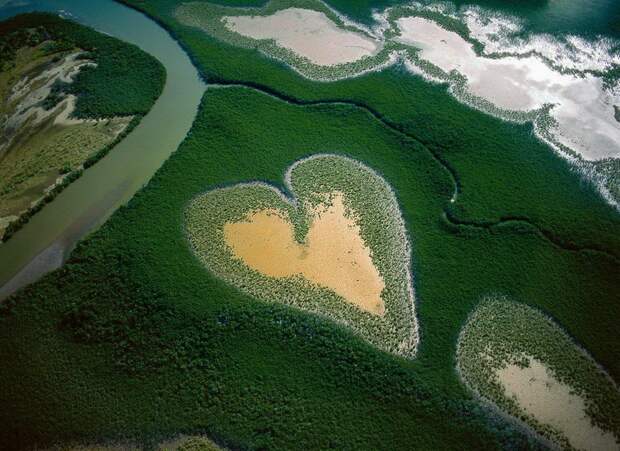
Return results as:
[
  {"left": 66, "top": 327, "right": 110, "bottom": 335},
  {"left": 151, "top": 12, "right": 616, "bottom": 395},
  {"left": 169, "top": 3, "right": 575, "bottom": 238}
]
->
[{"left": 0, "top": 0, "right": 205, "bottom": 298}]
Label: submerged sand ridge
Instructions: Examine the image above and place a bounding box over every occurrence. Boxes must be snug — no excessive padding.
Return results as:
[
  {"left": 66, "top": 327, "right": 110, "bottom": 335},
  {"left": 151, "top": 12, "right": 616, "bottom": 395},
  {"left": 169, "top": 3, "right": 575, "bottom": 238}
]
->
[
  {"left": 497, "top": 358, "right": 619, "bottom": 451},
  {"left": 222, "top": 8, "right": 380, "bottom": 66},
  {"left": 223, "top": 193, "right": 386, "bottom": 315}
]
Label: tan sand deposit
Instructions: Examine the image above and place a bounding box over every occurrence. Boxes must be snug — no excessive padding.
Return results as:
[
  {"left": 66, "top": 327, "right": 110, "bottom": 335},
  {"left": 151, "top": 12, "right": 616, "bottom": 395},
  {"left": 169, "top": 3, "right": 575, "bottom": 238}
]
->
[
  {"left": 222, "top": 8, "right": 380, "bottom": 66},
  {"left": 2, "top": 51, "right": 97, "bottom": 153},
  {"left": 223, "top": 192, "right": 386, "bottom": 315},
  {"left": 496, "top": 358, "right": 619, "bottom": 451}
]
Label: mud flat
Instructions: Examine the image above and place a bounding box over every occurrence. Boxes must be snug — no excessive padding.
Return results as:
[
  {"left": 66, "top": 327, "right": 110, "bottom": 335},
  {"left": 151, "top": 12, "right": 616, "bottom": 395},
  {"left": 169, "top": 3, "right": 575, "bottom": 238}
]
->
[
  {"left": 457, "top": 298, "right": 620, "bottom": 450},
  {"left": 185, "top": 154, "right": 418, "bottom": 357},
  {"left": 175, "top": 0, "right": 394, "bottom": 80},
  {"left": 497, "top": 358, "right": 617, "bottom": 451},
  {"left": 222, "top": 8, "right": 380, "bottom": 66}
]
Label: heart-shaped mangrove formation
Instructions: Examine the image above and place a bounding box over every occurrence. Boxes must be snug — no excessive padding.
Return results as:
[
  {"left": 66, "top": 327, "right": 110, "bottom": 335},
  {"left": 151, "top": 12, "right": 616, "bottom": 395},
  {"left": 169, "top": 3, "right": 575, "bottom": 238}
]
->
[{"left": 185, "top": 154, "right": 418, "bottom": 358}]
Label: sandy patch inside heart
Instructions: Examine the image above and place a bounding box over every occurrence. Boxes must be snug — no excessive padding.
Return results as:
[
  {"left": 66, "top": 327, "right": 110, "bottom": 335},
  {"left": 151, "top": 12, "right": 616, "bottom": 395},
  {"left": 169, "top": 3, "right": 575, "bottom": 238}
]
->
[{"left": 223, "top": 192, "right": 385, "bottom": 315}]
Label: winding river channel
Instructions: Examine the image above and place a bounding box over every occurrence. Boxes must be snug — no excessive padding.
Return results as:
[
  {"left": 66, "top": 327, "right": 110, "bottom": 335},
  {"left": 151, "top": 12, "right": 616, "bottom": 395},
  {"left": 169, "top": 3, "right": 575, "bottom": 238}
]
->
[{"left": 0, "top": 0, "right": 205, "bottom": 299}]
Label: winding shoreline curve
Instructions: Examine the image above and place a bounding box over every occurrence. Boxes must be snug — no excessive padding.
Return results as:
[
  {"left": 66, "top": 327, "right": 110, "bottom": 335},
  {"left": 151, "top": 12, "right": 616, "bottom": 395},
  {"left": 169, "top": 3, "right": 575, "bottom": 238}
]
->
[{"left": 0, "top": 0, "right": 206, "bottom": 299}]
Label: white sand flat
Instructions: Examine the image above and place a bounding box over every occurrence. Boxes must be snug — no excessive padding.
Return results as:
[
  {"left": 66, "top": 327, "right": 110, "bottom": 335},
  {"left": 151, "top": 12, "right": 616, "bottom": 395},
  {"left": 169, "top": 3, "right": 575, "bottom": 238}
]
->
[
  {"left": 223, "top": 8, "right": 380, "bottom": 66},
  {"left": 396, "top": 17, "right": 620, "bottom": 161}
]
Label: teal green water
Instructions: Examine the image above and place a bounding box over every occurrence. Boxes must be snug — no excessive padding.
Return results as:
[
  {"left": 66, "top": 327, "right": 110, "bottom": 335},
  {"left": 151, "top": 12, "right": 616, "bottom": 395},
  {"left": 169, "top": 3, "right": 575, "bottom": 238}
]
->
[
  {"left": 319, "top": 0, "right": 620, "bottom": 37},
  {"left": 454, "top": 0, "right": 620, "bottom": 38}
]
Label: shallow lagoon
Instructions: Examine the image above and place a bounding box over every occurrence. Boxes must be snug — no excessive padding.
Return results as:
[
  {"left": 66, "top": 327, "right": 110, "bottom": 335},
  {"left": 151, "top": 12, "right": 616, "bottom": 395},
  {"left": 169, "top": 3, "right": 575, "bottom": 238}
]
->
[{"left": 396, "top": 16, "right": 620, "bottom": 161}]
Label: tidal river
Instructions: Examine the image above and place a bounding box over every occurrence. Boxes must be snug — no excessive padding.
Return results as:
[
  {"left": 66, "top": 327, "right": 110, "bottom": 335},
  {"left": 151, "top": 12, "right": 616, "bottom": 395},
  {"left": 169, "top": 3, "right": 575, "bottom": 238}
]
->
[{"left": 0, "top": 0, "right": 206, "bottom": 299}]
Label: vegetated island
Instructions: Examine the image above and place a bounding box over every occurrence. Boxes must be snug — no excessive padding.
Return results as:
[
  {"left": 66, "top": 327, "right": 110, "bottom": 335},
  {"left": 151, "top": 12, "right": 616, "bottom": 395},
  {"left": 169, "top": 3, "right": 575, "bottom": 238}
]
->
[
  {"left": 185, "top": 154, "right": 418, "bottom": 358},
  {"left": 0, "top": 13, "right": 165, "bottom": 242},
  {"left": 457, "top": 297, "right": 620, "bottom": 451}
]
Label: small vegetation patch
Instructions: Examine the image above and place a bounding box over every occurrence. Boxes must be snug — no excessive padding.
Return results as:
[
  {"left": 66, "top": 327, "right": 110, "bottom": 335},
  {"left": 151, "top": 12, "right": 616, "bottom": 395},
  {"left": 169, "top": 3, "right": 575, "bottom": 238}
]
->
[
  {"left": 457, "top": 297, "right": 620, "bottom": 450},
  {"left": 185, "top": 154, "right": 417, "bottom": 358}
]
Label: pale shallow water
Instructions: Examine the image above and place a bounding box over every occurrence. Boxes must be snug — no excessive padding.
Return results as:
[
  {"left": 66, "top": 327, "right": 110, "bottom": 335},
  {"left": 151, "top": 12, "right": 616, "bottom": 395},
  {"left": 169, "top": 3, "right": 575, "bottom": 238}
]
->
[
  {"left": 396, "top": 16, "right": 620, "bottom": 161},
  {"left": 0, "top": 0, "right": 205, "bottom": 299}
]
